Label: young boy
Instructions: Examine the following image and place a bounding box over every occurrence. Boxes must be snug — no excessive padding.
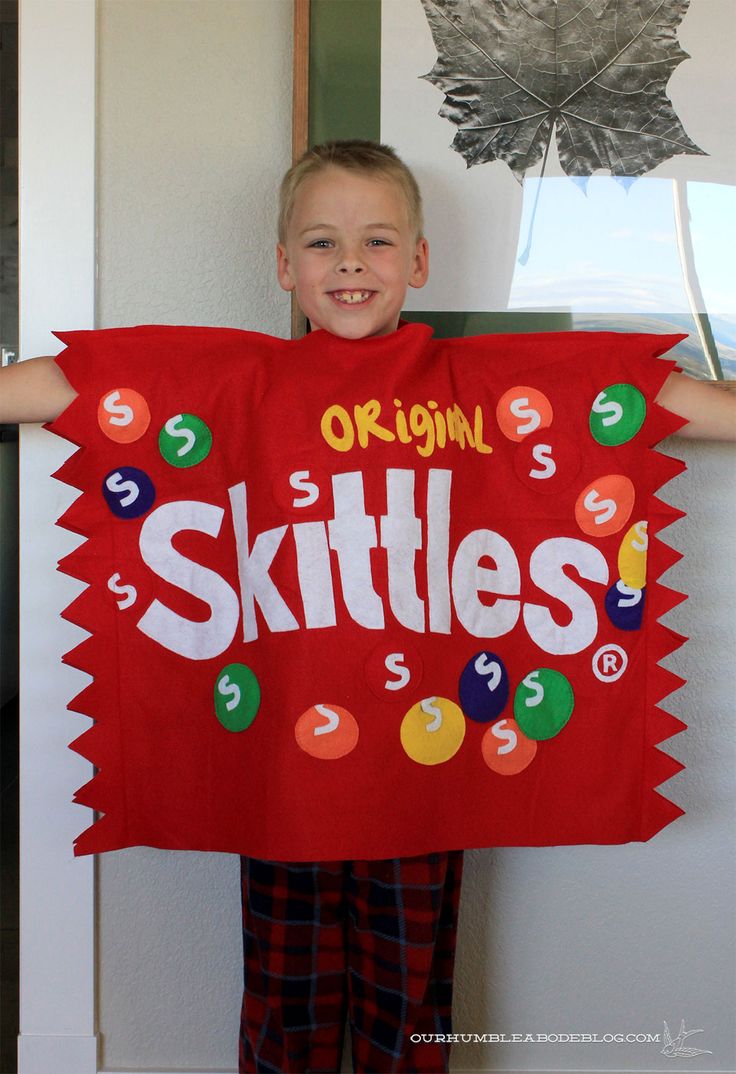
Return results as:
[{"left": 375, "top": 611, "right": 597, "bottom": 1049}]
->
[{"left": 2, "top": 140, "right": 735, "bottom": 1074}]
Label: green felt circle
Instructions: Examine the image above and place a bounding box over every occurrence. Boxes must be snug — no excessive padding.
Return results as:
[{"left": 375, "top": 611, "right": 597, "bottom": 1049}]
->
[
  {"left": 159, "top": 413, "right": 212, "bottom": 467},
  {"left": 589, "top": 384, "right": 646, "bottom": 446},
  {"left": 514, "top": 668, "right": 574, "bottom": 741},
  {"left": 214, "top": 663, "right": 261, "bottom": 732}
]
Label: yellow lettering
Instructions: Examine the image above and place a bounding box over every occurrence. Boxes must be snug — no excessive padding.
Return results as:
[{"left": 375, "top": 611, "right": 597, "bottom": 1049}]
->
[
  {"left": 434, "top": 408, "right": 447, "bottom": 449},
  {"left": 473, "top": 405, "right": 493, "bottom": 454},
  {"left": 409, "top": 404, "right": 435, "bottom": 458},
  {"left": 321, "top": 404, "right": 354, "bottom": 452},
  {"left": 393, "top": 399, "right": 412, "bottom": 444},
  {"left": 446, "top": 404, "right": 475, "bottom": 450},
  {"left": 354, "top": 399, "right": 395, "bottom": 448}
]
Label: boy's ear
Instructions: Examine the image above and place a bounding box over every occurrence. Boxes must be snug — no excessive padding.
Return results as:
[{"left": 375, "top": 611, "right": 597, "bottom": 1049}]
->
[
  {"left": 409, "top": 237, "right": 429, "bottom": 289},
  {"left": 276, "top": 243, "right": 295, "bottom": 292}
]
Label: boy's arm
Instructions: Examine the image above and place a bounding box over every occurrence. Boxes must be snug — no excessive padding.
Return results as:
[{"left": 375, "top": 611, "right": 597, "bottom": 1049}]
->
[
  {"left": 656, "top": 371, "right": 736, "bottom": 441},
  {"left": 0, "top": 355, "right": 76, "bottom": 424}
]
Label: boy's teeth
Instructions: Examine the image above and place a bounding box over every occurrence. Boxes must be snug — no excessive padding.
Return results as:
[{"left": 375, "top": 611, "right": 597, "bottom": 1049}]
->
[{"left": 333, "top": 290, "right": 371, "bottom": 304}]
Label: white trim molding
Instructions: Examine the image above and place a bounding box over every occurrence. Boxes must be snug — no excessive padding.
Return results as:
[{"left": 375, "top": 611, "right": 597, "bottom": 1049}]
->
[{"left": 18, "top": 2, "right": 97, "bottom": 1072}]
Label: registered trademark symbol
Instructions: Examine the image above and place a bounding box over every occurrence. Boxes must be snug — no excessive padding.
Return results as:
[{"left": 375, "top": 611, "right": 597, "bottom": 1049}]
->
[{"left": 592, "top": 643, "right": 628, "bottom": 683}]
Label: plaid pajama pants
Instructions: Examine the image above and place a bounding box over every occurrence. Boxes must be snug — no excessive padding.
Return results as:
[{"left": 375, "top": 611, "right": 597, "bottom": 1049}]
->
[{"left": 239, "top": 850, "right": 464, "bottom": 1073}]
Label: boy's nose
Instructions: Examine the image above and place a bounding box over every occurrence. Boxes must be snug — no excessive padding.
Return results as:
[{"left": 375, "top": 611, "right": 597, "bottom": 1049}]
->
[{"left": 336, "top": 249, "right": 365, "bottom": 273}]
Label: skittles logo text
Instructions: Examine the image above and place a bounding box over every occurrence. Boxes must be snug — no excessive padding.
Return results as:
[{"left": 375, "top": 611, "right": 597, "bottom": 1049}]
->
[{"left": 127, "top": 468, "right": 615, "bottom": 661}]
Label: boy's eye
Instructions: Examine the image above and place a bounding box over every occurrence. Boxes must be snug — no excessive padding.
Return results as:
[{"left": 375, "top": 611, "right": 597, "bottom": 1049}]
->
[
  {"left": 307, "top": 239, "right": 333, "bottom": 249},
  {"left": 368, "top": 238, "right": 391, "bottom": 247}
]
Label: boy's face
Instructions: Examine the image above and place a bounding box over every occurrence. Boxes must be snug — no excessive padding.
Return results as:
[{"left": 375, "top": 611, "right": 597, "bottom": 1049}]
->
[{"left": 276, "top": 166, "right": 429, "bottom": 339}]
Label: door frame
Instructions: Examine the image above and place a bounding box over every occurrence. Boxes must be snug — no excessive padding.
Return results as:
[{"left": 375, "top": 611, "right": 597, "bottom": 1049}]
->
[{"left": 18, "top": 2, "right": 97, "bottom": 1070}]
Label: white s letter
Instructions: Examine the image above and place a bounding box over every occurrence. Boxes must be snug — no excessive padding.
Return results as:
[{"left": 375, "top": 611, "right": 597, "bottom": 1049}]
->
[
  {"left": 523, "top": 537, "right": 608, "bottom": 655},
  {"left": 137, "top": 500, "right": 240, "bottom": 660}
]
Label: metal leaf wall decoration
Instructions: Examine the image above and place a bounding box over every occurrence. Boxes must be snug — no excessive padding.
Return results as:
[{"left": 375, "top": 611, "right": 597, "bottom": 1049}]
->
[{"left": 420, "top": 0, "right": 707, "bottom": 181}]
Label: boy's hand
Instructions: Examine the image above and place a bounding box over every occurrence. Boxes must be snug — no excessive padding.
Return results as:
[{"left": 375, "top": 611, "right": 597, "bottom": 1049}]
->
[
  {"left": 0, "top": 355, "right": 76, "bottom": 424},
  {"left": 657, "top": 371, "right": 736, "bottom": 441}
]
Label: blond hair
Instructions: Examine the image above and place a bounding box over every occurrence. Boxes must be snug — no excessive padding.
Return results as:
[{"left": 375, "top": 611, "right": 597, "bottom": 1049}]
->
[{"left": 278, "top": 140, "right": 424, "bottom": 243}]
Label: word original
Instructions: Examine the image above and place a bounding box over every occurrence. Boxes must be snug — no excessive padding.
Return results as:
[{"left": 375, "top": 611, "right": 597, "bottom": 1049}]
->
[{"left": 320, "top": 398, "right": 493, "bottom": 458}]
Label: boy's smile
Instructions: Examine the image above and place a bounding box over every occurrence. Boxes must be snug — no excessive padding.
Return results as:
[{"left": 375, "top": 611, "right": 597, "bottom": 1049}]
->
[{"left": 276, "top": 166, "right": 429, "bottom": 339}]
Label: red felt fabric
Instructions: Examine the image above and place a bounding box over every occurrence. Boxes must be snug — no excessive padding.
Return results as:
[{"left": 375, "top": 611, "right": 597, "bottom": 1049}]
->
[{"left": 48, "top": 323, "right": 688, "bottom": 858}]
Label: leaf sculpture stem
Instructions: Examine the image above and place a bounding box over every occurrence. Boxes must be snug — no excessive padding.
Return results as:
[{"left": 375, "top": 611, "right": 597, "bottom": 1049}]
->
[{"left": 517, "top": 123, "right": 555, "bottom": 267}]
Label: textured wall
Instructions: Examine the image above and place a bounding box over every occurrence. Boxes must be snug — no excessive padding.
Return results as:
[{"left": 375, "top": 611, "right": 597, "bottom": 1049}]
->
[{"left": 96, "top": 2, "right": 291, "bottom": 1069}]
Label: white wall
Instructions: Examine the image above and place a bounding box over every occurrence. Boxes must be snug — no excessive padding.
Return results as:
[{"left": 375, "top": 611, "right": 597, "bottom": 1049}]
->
[{"left": 95, "top": 2, "right": 291, "bottom": 1069}]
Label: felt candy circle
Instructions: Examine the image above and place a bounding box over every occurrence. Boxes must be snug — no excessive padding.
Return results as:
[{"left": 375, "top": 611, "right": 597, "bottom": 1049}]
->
[
  {"left": 102, "top": 467, "right": 156, "bottom": 519},
  {"left": 514, "top": 669, "right": 574, "bottom": 741},
  {"left": 513, "top": 431, "right": 582, "bottom": 494},
  {"left": 364, "top": 643, "right": 423, "bottom": 699},
  {"left": 496, "top": 386, "right": 553, "bottom": 441},
  {"left": 618, "top": 520, "right": 648, "bottom": 589},
  {"left": 214, "top": 663, "right": 260, "bottom": 732},
  {"left": 295, "top": 704, "right": 359, "bottom": 759},
  {"left": 575, "top": 474, "right": 635, "bottom": 537},
  {"left": 272, "top": 464, "right": 331, "bottom": 516},
  {"left": 481, "top": 718, "right": 537, "bottom": 775},
  {"left": 98, "top": 388, "right": 151, "bottom": 443},
  {"left": 590, "top": 384, "right": 646, "bottom": 446},
  {"left": 159, "top": 413, "right": 212, "bottom": 467},
  {"left": 458, "top": 651, "right": 510, "bottom": 723},
  {"left": 605, "top": 580, "right": 646, "bottom": 631},
  {"left": 400, "top": 696, "right": 465, "bottom": 765}
]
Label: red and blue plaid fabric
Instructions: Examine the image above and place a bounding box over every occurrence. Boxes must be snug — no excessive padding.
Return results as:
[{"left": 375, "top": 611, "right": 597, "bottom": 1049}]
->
[{"left": 239, "top": 850, "right": 464, "bottom": 1072}]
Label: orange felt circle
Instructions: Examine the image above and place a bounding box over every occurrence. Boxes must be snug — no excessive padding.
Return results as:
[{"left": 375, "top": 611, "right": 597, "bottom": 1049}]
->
[
  {"left": 481, "top": 717, "right": 537, "bottom": 775},
  {"left": 295, "top": 703, "right": 359, "bottom": 759},
  {"left": 98, "top": 388, "right": 151, "bottom": 443},
  {"left": 574, "top": 474, "right": 635, "bottom": 537},
  {"left": 496, "top": 386, "right": 553, "bottom": 442}
]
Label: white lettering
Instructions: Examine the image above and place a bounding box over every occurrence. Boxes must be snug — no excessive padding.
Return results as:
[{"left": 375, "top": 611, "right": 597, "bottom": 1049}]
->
[
  {"left": 632, "top": 520, "right": 648, "bottom": 551},
  {"left": 107, "top": 572, "right": 137, "bottom": 610},
  {"left": 385, "top": 652, "right": 410, "bottom": 690},
  {"left": 529, "top": 442, "right": 556, "bottom": 479},
  {"left": 491, "top": 719, "right": 517, "bottom": 754},
  {"left": 510, "top": 397, "right": 540, "bottom": 435},
  {"left": 290, "top": 470, "right": 320, "bottom": 508},
  {"left": 616, "top": 581, "right": 641, "bottom": 607},
  {"left": 293, "top": 521, "right": 336, "bottom": 628},
  {"left": 420, "top": 697, "right": 443, "bottom": 732},
  {"left": 137, "top": 500, "right": 240, "bottom": 659},
  {"left": 380, "top": 469, "right": 424, "bottom": 632},
  {"left": 584, "top": 488, "right": 616, "bottom": 525},
  {"left": 593, "top": 390, "right": 623, "bottom": 426},
  {"left": 217, "top": 675, "right": 241, "bottom": 711},
  {"left": 103, "top": 390, "right": 134, "bottom": 426},
  {"left": 165, "top": 414, "right": 196, "bottom": 457},
  {"left": 524, "top": 537, "right": 608, "bottom": 655},
  {"left": 328, "top": 472, "right": 384, "bottom": 629},
  {"left": 426, "top": 469, "right": 452, "bottom": 633},
  {"left": 521, "top": 670, "right": 544, "bottom": 706},
  {"left": 451, "top": 529, "right": 520, "bottom": 637},
  {"left": 106, "top": 471, "right": 138, "bottom": 507},
  {"left": 474, "top": 654, "right": 502, "bottom": 691},
  {"left": 229, "top": 481, "right": 298, "bottom": 642},
  {"left": 313, "top": 704, "right": 339, "bottom": 735}
]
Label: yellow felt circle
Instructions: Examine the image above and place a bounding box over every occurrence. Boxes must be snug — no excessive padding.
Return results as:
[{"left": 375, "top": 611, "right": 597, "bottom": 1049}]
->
[
  {"left": 618, "top": 520, "right": 648, "bottom": 589},
  {"left": 400, "top": 696, "right": 466, "bottom": 766}
]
